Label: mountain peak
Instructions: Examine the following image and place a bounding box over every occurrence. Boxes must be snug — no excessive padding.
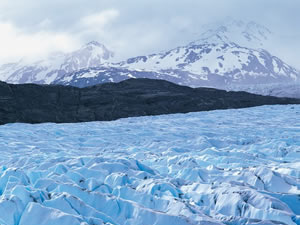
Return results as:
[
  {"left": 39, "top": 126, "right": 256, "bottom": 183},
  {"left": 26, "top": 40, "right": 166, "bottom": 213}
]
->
[
  {"left": 79, "top": 41, "right": 114, "bottom": 58},
  {"left": 222, "top": 17, "right": 245, "bottom": 27},
  {"left": 0, "top": 41, "right": 115, "bottom": 84},
  {"left": 192, "top": 19, "right": 272, "bottom": 48},
  {"left": 84, "top": 41, "right": 104, "bottom": 48}
]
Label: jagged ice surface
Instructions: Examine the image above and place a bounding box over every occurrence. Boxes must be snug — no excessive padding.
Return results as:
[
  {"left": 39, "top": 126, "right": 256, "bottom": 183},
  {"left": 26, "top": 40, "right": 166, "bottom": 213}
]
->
[{"left": 0, "top": 105, "right": 299, "bottom": 225}]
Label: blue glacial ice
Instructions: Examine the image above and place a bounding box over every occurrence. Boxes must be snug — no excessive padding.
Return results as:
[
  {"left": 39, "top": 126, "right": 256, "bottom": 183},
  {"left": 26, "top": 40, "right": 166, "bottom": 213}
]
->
[{"left": 0, "top": 105, "right": 299, "bottom": 225}]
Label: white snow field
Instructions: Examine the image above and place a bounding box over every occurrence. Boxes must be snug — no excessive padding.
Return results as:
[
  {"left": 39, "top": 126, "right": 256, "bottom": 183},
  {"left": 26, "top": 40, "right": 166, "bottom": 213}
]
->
[{"left": 0, "top": 105, "right": 299, "bottom": 225}]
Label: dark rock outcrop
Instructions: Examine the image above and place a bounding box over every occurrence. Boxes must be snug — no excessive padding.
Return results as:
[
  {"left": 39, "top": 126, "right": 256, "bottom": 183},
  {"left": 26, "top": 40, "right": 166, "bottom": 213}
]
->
[{"left": 0, "top": 78, "right": 299, "bottom": 125}]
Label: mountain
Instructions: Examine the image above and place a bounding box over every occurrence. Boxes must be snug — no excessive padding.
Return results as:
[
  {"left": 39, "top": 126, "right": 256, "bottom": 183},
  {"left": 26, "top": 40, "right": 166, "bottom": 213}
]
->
[
  {"left": 53, "top": 66, "right": 182, "bottom": 88},
  {"left": 0, "top": 41, "right": 113, "bottom": 84},
  {"left": 54, "top": 19, "right": 299, "bottom": 98},
  {"left": 193, "top": 18, "right": 272, "bottom": 49},
  {"left": 0, "top": 78, "right": 299, "bottom": 125},
  {"left": 117, "top": 40, "right": 299, "bottom": 83},
  {"left": 1, "top": 19, "right": 299, "bottom": 98},
  {"left": 55, "top": 40, "right": 300, "bottom": 90}
]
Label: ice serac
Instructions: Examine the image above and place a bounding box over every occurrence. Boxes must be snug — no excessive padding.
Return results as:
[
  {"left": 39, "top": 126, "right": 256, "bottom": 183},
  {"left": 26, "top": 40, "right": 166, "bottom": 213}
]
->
[
  {"left": 0, "top": 105, "right": 299, "bottom": 225},
  {"left": 0, "top": 41, "right": 113, "bottom": 84}
]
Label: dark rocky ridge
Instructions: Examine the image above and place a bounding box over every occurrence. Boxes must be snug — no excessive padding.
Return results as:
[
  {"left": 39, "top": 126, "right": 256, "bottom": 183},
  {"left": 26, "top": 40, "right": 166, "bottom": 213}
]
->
[{"left": 0, "top": 78, "right": 299, "bottom": 125}]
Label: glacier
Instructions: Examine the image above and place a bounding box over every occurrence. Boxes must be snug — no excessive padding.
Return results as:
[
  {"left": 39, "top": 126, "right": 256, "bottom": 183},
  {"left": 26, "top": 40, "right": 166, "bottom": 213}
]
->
[{"left": 0, "top": 105, "right": 299, "bottom": 225}]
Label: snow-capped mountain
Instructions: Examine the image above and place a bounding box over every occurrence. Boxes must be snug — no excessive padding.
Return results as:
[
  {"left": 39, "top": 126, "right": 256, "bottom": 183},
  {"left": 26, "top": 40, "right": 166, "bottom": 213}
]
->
[
  {"left": 54, "top": 19, "right": 299, "bottom": 98},
  {"left": 55, "top": 40, "right": 300, "bottom": 91},
  {"left": 1, "top": 19, "right": 299, "bottom": 98},
  {"left": 118, "top": 41, "right": 299, "bottom": 83},
  {"left": 0, "top": 41, "right": 113, "bottom": 84},
  {"left": 193, "top": 18, "right": 272, "bottom": 49}
]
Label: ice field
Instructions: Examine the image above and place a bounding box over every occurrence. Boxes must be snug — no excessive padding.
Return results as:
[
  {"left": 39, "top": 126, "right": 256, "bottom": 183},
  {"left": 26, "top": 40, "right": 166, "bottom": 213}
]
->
[{"left": 0, "top": 105, "right": 299, "bottom": 225}]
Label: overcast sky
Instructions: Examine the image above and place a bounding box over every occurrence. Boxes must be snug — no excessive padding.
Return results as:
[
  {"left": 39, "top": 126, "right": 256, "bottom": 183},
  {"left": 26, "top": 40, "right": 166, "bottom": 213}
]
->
[{"left": 0, "top": 0, "right": 299, "bottom": 67}]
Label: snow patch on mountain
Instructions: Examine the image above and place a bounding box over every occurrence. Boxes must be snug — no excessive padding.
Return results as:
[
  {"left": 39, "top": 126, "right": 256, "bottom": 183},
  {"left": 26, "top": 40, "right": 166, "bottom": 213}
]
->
[{"left": 192, "top": 18, "right": 272, "bottom": 49}]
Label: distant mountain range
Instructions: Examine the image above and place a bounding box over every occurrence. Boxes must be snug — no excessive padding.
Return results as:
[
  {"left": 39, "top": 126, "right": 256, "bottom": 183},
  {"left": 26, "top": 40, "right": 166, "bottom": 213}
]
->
[
  {"left": 0, "top": 19, "right": 299, "bottom": 98},
  {"left": 54, "top": 42, "right": 299, "bottom": 89},
  {"left": 0, "top": 41, "right": 113, "bottom": 84}
]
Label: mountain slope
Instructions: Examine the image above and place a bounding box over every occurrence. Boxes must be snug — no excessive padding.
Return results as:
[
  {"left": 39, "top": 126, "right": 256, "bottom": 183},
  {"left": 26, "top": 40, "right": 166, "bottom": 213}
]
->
[
  {"left": 0, "top": 78, "right": 299, "bottom": 125},
  {"left": 55, "top": 41, "right": 299, "bottom": 89},
  {"left": 118, "top": 41, "right": 299, "bottom": 82},
  {"left": 55, "top": 19, "right": 300, "bottom": 96},
  {"left": 193, "top": 18, "right": 272, "bottom": 49},
  {"left": 227, "top": 82, "right": 300, "bottom": 99},
  {"left": 0, "top": 41, "right": 113, "bottom": 84}
]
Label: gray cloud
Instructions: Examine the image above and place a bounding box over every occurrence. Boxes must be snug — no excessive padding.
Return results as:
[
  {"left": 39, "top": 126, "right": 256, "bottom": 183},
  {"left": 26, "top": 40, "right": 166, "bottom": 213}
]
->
[{"left": 0, "top": 0, "right": 299, "bottom": 67}]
